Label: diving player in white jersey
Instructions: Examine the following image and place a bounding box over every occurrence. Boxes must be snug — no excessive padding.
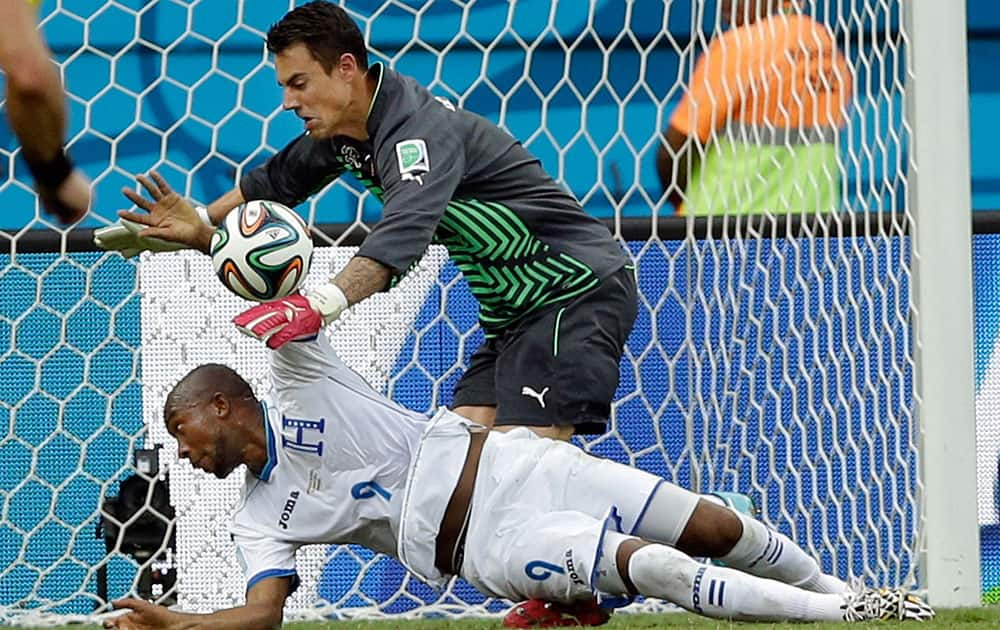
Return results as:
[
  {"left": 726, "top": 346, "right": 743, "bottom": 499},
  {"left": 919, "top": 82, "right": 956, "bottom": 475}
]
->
[{"left": 105, "top": 336, "right": 933, "bottom": 629}]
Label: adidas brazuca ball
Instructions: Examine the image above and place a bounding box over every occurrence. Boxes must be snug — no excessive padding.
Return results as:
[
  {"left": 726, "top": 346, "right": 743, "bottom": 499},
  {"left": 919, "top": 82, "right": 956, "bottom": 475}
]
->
[{"left": 210, "top": 200, "right": 313, "bottom": 302}]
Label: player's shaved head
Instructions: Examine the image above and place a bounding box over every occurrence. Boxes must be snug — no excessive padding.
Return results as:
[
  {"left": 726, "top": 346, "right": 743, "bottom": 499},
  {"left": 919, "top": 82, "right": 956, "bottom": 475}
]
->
[
  {"left": 164, "top": 364, "right": 255, "bottom": 419},
  {"left": 267, "top": 1, "right": 368, "bottom": 73}
]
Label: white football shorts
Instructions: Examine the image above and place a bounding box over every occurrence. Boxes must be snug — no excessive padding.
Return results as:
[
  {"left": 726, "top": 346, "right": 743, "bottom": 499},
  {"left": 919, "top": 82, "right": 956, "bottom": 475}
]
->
[{"left": 460, "top": 428, "right": 698, "bottom": 603}]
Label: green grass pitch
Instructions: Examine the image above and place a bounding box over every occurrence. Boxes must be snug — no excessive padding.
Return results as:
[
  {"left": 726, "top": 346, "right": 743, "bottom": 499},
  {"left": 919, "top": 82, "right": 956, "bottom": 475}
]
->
[{"left": 27, "top": 606, "right": 1000, "bottom": 629}]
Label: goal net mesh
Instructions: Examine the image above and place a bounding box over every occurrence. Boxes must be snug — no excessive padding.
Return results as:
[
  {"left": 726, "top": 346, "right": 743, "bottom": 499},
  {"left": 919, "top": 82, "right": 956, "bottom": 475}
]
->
[{"left": 0, "top": 0, "right": 918, "bottom": 624}]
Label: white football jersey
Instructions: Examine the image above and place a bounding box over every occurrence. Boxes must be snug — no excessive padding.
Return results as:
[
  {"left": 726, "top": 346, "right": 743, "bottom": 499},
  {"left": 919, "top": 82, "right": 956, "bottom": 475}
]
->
[{"left": 229, "top": 335, "right": 428, "bottom": 593}]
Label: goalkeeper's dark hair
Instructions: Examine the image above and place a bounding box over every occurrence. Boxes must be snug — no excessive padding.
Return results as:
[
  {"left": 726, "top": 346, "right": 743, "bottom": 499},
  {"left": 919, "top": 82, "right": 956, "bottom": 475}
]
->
[
  {"left": 267, "top": 1, "right": 369, "bottom": 73},
  {"left": 164, "top": 364, "right": 256, "bottom": 420}
]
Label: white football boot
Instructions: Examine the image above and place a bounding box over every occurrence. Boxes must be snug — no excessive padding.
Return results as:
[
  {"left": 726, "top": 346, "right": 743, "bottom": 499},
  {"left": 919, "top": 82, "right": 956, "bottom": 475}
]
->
[{"left": 841, "top": 584, "right": 935, "bottom": 622}]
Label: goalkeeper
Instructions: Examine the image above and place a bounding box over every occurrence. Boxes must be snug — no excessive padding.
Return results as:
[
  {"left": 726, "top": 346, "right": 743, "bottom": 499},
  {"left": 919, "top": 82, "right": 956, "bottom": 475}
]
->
[
  {"left": 104, "top": 334, "right": 932, "bottom": 629},
  {"left": 96, "top": 0, "right": 636, "bottom": 445}
]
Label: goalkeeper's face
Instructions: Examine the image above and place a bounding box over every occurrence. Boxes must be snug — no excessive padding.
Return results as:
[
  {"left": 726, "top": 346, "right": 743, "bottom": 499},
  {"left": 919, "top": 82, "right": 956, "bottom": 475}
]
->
[{"left": 275, "top": 42, "right": 365, "bottom": 140}]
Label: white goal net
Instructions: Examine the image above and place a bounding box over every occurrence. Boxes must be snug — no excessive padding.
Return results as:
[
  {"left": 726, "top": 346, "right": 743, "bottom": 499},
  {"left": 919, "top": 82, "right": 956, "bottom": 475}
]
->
[{"left": 0, "top": 0, "right": 974, "bottom": 625}]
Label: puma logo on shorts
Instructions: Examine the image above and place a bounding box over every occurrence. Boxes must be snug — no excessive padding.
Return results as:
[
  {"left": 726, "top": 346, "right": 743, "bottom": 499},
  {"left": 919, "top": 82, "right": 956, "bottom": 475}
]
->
[{"left": 520, "top": 385, "right": 549, "bottom": 408}]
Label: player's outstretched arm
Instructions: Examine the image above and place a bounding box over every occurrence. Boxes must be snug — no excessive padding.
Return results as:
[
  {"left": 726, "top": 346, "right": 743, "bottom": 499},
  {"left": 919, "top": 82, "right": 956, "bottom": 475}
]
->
[
  {"left": 207, "top": 187, "right": 246, "bottom": 225},
  {"left": 0, "top": 1, "right": 63, "bottom": 166},
  {"left": 119, "top": 171, "right": 214, "bottom": 251},
  {"left": 0, "top": 0, "right": 90, "bottom": 224},
  {"left": 95, "top": 180, "right": 244, "bottom": 258},
  {"left": 103, "top": 576, "right": 289, "bottom": 630},
  {"left": 94, "top": 171, "right": 215, "bottom": 257},
  {"left": 233, "top": 255, "right": 392, "bottom": 350}
]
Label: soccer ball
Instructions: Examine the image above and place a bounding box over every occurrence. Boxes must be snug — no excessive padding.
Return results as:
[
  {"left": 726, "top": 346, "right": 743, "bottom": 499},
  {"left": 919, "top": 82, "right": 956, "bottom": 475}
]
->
[{"left": 210, "top": 200, "right": 313, "bottom": 302}]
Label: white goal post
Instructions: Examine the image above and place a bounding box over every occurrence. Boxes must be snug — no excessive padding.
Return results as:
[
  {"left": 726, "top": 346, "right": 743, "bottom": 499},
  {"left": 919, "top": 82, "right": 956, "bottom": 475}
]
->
[
  {"left": 0, "top": 0, "right": 979, "bottom": 624},
  {"left": 906, "top": 0, "right": 978, "bottom": 608}
]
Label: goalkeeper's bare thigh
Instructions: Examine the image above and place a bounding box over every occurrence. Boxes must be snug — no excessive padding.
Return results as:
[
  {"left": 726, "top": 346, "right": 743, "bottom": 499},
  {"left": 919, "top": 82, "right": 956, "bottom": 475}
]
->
[{"left": 452, "top": 265, "right": 637, "bottom": 435}]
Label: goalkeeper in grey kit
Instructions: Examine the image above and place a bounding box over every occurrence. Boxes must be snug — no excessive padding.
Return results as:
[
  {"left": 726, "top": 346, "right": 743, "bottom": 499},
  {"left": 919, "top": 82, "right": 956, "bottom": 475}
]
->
[
  {"left": 233, "top": 2, "right": 637, "bottom": 447},
  {"left": 103, "top": 0, "right": 636, "bottom": 445}
]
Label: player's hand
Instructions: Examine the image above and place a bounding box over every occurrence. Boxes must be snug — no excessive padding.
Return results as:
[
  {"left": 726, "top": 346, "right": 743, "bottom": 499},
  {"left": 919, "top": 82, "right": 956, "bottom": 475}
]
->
[
  {"left": 103, "top": 597, "right": 181, "bottom": 629},
  {"left": 233, "top": 293, "right": 324, "bottom": 349},
  {"left": 37, "top": 169, "right": 91, "bottom": 224},
  {"left": 120, "top": 171, "right": 214, "bottom": 253},
  {"left": 93, "top": 218, "right": 189, "bottom": 258}
]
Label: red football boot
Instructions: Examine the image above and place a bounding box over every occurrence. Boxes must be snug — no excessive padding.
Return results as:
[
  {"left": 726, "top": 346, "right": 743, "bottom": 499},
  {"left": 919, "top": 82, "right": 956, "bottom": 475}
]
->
[{"left": 502, "top": 598, "right": 612, "bottom": 627}]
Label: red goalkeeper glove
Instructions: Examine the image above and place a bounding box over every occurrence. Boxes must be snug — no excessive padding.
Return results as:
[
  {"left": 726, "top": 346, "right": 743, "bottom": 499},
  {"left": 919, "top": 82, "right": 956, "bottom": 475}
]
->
[{"left": 233, "top": 284, "right": 348, "bottom": 349}]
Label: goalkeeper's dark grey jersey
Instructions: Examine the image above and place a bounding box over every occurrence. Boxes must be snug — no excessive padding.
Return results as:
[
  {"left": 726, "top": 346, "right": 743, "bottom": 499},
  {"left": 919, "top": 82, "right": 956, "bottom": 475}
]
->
[{"left": 241, "top": 63, "right": 627, "bottom": 335}]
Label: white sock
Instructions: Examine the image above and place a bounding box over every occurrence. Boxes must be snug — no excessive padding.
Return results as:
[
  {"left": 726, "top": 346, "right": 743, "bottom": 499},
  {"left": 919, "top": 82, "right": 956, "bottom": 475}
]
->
[
  {"left": 626, "top": 544, "right": 846, "bottom": 622},
  {"left": 720, "top": 511, "right": 847, "bottom": 594}
]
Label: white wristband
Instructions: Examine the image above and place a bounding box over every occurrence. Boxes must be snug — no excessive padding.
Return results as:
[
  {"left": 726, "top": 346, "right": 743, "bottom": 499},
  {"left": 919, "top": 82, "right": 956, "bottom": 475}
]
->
[
  {"left": 305, "top": 283, "right": 349, "bottom": 325},
  {"left": 194, "top": 204, "right": 212, "bottom": 225}
]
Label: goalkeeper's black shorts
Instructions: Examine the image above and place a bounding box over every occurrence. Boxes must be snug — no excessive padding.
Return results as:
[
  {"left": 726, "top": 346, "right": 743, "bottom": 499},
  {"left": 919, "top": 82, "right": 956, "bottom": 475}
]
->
[{"left": 451, "top": 264, "right": 637, "bottom": 435}]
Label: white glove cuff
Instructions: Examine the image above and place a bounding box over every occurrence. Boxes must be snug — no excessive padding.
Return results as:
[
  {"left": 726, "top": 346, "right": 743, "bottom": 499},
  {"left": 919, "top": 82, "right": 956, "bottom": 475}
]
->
[
  {"left": 305, "top": 283, "right": 349, "bottom": 326},
  {"left": 194, "top": 205, "right": 212, "bottom": 225}
]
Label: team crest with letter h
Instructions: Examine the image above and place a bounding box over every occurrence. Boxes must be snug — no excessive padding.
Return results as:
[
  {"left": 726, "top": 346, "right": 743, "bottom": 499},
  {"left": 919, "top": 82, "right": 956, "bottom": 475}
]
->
[{"left": 281, "top": 415, "right": 325, "bottom": 456}]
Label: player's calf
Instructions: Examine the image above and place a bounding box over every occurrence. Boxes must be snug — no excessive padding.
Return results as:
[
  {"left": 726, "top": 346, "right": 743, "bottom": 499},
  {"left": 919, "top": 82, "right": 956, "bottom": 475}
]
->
[
  {"left": 675, "top": 493, "right": 847, "bottom": 594},
  {"left": 713, "top": 508, "right": 847, "bottom": 594},
  {"left": 705, "top": 491, "right": 757, "bottom": 517}
]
